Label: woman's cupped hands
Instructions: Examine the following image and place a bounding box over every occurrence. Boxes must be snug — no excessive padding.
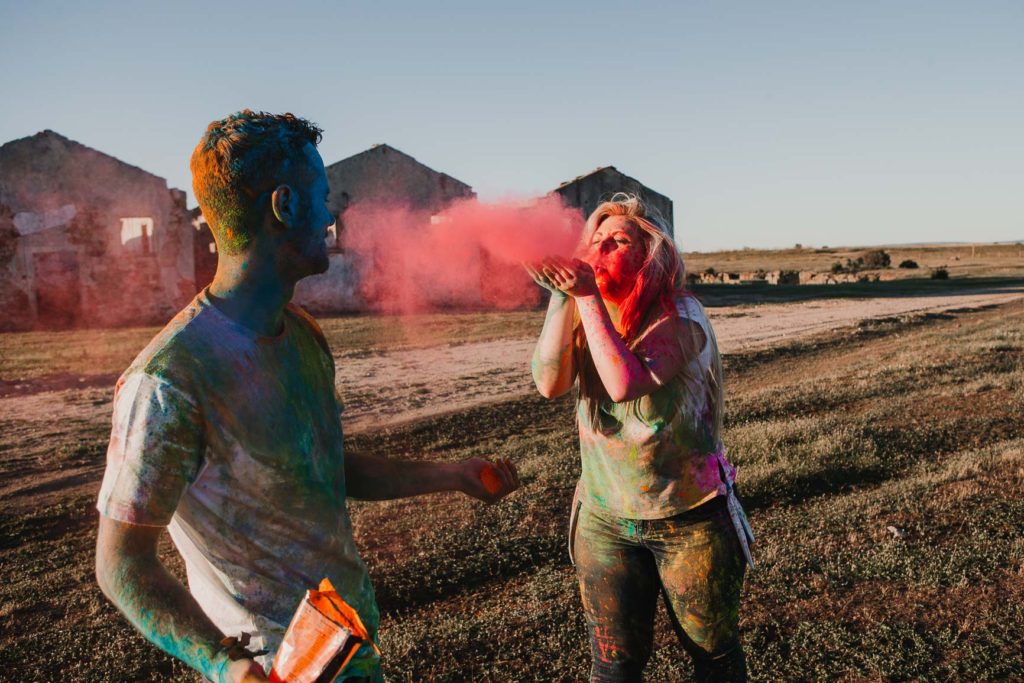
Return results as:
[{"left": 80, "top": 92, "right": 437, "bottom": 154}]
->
[{"left": 524, "top": 256, "right": 598, "bottom": 298}]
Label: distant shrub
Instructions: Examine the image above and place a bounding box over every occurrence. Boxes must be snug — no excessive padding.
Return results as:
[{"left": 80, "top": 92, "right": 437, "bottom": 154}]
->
[
  {"left": 931, "top": 267, "right": 949, "bottom": 280},
  {"left": 778, "top": 270, "right": 800, "bottom": 285},
  {"left": 861, "top": 249, "right": 891, "bottom": 269},
  {"left": 754, "top": 268, "right": 768, "bottom": 279},
  {"left": 898, "top": 259, "right": 919, "bottom": 269},
  {"left": 703, "top": 267, "right": 717, "bottom": 276},
  {"left": 794, "top": 243, "right": 803, "bottom": 250},
  {"left": 832, "top": 257, "right": 864, "bottom": 274}
]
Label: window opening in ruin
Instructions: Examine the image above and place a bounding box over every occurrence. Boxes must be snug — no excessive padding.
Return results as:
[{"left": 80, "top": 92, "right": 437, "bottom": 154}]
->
[
  {"left": 120, "top": 217, "right": 154, "bottom": 254},
  {"left": 326, "top": 216, "right": 344, "bottom": 253},
  {"left": 328, "top": 195, "right": 349, "bottom": 253}
]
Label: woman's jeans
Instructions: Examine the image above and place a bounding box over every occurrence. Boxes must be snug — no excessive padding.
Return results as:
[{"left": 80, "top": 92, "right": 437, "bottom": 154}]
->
[{"left": 571, "top": 494, "right": 747, "bottom": 682}]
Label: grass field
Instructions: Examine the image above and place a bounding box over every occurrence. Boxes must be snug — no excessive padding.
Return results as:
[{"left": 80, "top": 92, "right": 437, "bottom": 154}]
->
[
  {"left": 683, "top": 242, "right": 1024, "bottom": 280},
  {"left": 1, "top": 289, "right": 1022, "bottom": 681}
]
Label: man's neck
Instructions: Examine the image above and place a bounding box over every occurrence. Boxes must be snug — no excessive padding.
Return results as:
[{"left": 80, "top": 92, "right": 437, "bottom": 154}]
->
[{"left": 207, "top": 255, "right": 294, "bottom": 337}]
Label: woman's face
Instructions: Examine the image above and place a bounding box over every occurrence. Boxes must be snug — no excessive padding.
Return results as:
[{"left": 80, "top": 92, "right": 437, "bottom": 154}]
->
[{"left": 583, "top": 215, "right": 647, "bottom": 303}]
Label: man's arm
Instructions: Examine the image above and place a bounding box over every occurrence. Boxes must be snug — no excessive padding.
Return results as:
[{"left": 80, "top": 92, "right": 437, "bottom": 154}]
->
[
  {"left": 345, "top": 453, "right": 520, "bottom": 502},
  {"left": 95, "top": 516, "right": 268, "bottom": 683}
]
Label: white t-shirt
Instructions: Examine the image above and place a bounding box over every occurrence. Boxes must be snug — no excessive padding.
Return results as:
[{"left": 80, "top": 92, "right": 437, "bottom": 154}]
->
[{"left": 97, "top": 289, "right": 379, "bottom": 678}]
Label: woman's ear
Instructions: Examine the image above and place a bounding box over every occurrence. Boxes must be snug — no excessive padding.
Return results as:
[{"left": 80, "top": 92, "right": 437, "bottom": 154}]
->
[{"left": 271, "top": 184, "right": 295, "bottom": 226}]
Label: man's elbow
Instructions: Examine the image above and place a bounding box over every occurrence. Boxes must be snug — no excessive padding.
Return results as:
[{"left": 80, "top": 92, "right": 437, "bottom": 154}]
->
[
  {"left": 95, "top": 547, "right": 118, "bottom": 603},
  {"left": 95, "top": 515, "right": 152, "bottom": 604}
]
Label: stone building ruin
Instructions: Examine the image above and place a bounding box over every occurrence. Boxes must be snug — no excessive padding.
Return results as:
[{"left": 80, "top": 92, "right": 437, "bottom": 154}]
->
[
  {"left": 294, "top": 144, "right": 476, "bottom": 312},
  {"left": 552, "top": 166, "right": 675, "bottom": 239},
  {"left": 0, "top": 130, "right": 195, "bottom": 330},
  {"left": 0, "top": 132, "right": 684, "bottom": 326}
]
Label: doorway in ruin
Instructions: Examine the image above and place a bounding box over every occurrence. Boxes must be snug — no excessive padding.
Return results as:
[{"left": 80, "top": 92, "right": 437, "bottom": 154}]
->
[{"left": 33, "top": 250, "right": 81, "bottom": 328}]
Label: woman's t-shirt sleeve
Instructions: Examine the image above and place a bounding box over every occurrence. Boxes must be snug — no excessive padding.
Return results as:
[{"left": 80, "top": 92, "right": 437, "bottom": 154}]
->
[{"left": 97, "top": 372, "right": 204, "bottom": 526}]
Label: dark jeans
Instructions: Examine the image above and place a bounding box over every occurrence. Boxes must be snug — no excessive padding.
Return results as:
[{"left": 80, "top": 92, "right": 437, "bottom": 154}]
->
[{"left": 571, "top": 495, "right": 747, "bottom": 682}]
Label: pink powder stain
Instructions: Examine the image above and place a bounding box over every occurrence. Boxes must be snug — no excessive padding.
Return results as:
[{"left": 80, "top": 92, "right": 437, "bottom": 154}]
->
[{"left": 340, "top": 195, "right": 583, "bottom": 315}]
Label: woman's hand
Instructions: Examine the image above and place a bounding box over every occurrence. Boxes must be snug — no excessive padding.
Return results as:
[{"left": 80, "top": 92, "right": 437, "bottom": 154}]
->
[
  {"left": 540, "top": 257, "right": 599, "bottom": 298},
  {"left": 459, "top": 457, "right": 521, "bottom": 503},
  {"left": 524, "top": 262, "right": 565, "bottom": 299}
]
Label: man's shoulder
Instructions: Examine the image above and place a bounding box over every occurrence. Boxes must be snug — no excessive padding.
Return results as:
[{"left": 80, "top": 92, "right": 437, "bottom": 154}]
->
[
  {"left": 126, "top": 295, "right": 226, "bottom": 386},
  {"left": 285, "top": 302, "right": 331, "bottom": 357}
]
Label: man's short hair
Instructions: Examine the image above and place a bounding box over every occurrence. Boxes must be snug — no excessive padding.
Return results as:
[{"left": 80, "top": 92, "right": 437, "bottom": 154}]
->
[{"left": 190, "top": 110, "right": 323, "bottom": 254}]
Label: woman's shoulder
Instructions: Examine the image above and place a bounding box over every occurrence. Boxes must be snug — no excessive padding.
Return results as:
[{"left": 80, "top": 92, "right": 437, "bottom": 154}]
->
[{"left": 674, "top": 293, "right": 710, "bottom": 326}]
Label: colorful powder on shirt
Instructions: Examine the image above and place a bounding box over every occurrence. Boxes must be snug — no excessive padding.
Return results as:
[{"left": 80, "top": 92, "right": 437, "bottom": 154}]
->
[{"left": 340, "top": 195, "right": 583, "bottom": 314}]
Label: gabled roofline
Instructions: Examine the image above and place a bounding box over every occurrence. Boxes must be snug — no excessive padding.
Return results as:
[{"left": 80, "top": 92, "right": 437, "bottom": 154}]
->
[
  {"left": 555, "top": 165, "right": 670, "bottom": 201},
  {"left": 325, "top": 143, "right": 473, "bottom": 190},
  {"left": 0, "top": 129, "right": 171, "bottom": 185},
  {"left": 557, "top": 165, "right": 617, "bottom": 188}
]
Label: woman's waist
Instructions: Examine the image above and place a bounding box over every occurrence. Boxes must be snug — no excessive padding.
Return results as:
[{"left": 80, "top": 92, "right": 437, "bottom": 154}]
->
[
  {"left": 582, "top": 488, "right": 729, "bottom": 525},
  {"left": 579, "top": 467, "right": 726, "bottom": 518},
  {"left": 579, "top": 433, "right": 721, "bottom": 470}
]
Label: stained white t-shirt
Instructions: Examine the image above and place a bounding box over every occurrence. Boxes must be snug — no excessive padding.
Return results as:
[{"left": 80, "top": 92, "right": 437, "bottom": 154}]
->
[
  {"left": 577, "top": 295, "right": 727, "bottom": 518},
  {"left": 97, "top": 289, "right": 380, "bottom": 678}
]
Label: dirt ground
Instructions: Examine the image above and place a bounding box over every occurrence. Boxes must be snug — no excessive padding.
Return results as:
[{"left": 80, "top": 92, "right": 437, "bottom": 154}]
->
[
  {"left": 338, "top": 286, "right": 1024, "bottom": 431},
  {"left": 1, "top": 282, "right": 1022, "bottom": 682}
]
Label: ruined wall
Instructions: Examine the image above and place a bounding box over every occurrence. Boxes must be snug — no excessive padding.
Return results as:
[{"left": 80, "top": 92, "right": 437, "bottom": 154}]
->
[
  {"left": 0, "top": 131, "right": 195, "bottom": 330},
  {"left": 553, "top": 167, "right": 675, "bottom": 240},
  {"left": 296, "top": 145, "right": 477, "bottom": 312},
  {"left": 292, "top": 252, "right": 363, "bottom": 313},
  {"left": 191, "top": 210, "right": 218, "bottom": 293},
  {"left": 325, "top": 144, "right": 475, "bottom": 217}
]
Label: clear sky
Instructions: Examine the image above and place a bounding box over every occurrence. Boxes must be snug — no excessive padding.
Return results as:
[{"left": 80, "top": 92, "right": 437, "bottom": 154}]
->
[{"left": 1, "top": 0, "right": 1021, "bottom": 251}]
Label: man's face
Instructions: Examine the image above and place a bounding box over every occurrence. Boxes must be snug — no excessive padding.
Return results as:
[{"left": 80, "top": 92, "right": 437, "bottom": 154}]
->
[{"left": 283, "top": 144, "right": 334, "bottom": 278}]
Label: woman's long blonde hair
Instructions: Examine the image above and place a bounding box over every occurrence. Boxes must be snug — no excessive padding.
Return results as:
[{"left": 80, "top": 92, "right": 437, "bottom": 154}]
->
[{"left": 574, "top": 193, "right": 724, "bottom": 443}]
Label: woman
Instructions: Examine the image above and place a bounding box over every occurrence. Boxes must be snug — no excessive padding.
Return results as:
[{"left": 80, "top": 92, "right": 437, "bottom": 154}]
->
[{"left": 527, "top": 194, "right": 753, "bottom": 682}]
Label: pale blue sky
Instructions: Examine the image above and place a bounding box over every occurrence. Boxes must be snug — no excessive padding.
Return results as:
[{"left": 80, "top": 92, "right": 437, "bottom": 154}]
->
[{"left": 1, "top": 0, "right": 1021, "bottom": 250}]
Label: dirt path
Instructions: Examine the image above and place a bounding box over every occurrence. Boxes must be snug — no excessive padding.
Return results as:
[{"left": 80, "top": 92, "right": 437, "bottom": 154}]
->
[
  {"left": 2, "top": 288, "right": 1020, "bottom": 439},
  {"left": 337, "top": 288, "right": 1024, "bottom": 431}
]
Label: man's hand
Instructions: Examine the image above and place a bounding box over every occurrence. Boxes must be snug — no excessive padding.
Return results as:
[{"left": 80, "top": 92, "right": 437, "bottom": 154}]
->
[
  {"left": 459, "top": 457, "right": 521, "bottom": 503},
  {"left": 540, "top": 257, "right": 599, "bottom": 298},
  {"left": 222, "top": 658, "right": 269, "bottom": 683},
  {"left": 218, "top": 635, "right": 269, "bottom": 683}
]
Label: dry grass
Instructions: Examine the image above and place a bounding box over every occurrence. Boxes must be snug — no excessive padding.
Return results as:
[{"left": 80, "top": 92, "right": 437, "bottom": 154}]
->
[
  {"left": 684, "top": 242, "right": 1024, "bottom": 280},
  {"left": 1, "top": 296, "right": 1022, "bottom": 682}
]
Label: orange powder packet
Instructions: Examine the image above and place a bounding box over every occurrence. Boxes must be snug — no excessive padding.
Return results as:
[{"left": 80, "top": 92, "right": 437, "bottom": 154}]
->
[
  {"left": 479, "top": 464, "right": 503, "bottom": 495},
  {"left": 268, "top": 578, "right": 379, "bottom": 683}
]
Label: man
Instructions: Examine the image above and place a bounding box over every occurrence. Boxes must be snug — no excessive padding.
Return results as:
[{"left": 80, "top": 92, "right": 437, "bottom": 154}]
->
[{"left": 95, "top": 110, "right": 520, "bottom": 683}]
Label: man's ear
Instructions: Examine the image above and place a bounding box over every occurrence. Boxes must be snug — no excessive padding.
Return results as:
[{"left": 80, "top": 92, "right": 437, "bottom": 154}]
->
[{"left": 271, "top": 184, "right": 296, "bottom": 226}]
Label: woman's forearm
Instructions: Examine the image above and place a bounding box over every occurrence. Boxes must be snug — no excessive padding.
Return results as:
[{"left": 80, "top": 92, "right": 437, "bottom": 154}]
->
[
  {"left": 574, "top": 295, "right": 659, "bottom": 402},
  {"left": 531, "top": 293, "right": 576, "bottom": 398}
]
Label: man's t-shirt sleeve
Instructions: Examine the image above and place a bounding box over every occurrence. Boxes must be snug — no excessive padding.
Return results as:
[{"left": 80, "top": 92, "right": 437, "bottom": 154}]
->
[{"left": 97, "top": 372, "right": 203, "bottom": 526}]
